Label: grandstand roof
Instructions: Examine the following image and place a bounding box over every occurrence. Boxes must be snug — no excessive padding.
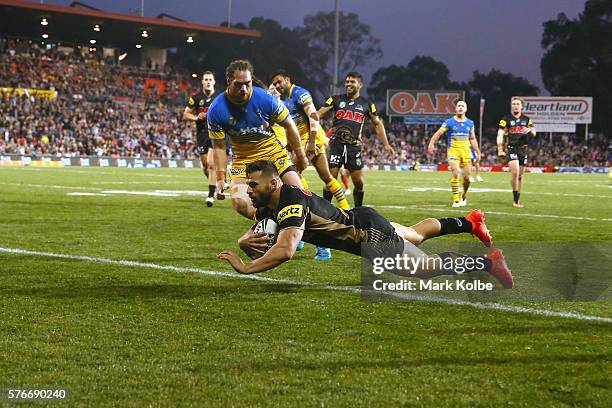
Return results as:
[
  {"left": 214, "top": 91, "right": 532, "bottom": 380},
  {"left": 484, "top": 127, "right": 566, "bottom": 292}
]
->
[{"left": 0, "top": 0, "right": 260, "bottom": 48}]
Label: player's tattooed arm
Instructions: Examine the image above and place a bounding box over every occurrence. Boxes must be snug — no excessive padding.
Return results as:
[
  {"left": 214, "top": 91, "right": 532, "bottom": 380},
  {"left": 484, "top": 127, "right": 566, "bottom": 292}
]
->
[
  {"left": 304, "top": 103, "right": 319, "bottom": 156},
  {"left": 281, "top": 116, "right": 308, "bottom": 171},
  {"left": 219, "top": 228, "right": 303, "bottom": 274}
]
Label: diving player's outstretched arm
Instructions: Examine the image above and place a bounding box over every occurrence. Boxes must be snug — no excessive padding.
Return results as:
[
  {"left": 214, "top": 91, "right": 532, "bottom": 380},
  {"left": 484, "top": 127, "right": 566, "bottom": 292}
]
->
[{"left": 218, "top": 227, "right": 303, "bottom": 274}]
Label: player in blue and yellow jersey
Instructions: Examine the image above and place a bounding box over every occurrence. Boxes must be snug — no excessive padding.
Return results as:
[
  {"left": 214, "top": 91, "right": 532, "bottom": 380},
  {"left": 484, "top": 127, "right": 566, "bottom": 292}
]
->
[
  {"left": 428, "top": 100, "right": 482, "bottom": 207},
  {"left": 271, "top": 71, "right": 350, "bottom": 213},
  {"left": 207, "top": 60, "right": 308, "bottom": 220}
]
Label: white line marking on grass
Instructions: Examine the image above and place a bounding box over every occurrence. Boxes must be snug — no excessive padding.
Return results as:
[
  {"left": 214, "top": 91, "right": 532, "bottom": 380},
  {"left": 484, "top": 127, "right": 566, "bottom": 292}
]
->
[
  {"left": 0, "top": 182, "right": 102, "bottom": 190},
  {"left": 66, "top": 192, "right": 111, "bottom": 196},
  {"left": 405, "top": 186, "right": 611, "bottom": 199},
  {"left": 375, "top": 205, "right": 612, "bottom": 222},
  {"left": 1, "top": 246, "right": 610, "bottom": 324}
]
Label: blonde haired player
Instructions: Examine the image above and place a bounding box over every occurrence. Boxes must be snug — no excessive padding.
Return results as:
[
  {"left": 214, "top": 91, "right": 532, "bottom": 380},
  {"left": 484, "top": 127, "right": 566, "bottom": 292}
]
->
[
  {"left": 428, "top": 100, "right": 481, "bottom": 207},
  {"left": 207, "top": 60, "right": 307, "bottom": 220}
]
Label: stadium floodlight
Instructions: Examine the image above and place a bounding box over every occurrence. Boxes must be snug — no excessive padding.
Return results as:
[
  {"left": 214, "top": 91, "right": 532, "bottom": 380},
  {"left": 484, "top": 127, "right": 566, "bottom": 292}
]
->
[
  {"left": 141, "top": 30, "right": 148, "bottom": 38},
  {"left": 118, "top": 53, "right": 128, "bottom": 61},
  {"left": 186, "top": 36, "right": 194, "bottom": 43},
  {"left": 94, "top": 24, "right": 101, "bottom": 32},
  {"left": 135, "top": 44, "right": 142, "bottom": 49},
  {"left": 41, "top": 34, "right": 49, "bottom": 39},
  {"left": 40, "top": 18, "right": 48, "bottom": 26},
  {"left": 90, "top": 39, "right": 96, "bottom": 44}
]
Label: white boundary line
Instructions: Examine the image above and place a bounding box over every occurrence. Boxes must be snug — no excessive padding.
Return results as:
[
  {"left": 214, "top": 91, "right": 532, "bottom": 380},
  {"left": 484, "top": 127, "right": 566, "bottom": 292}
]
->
[
  {"left": 1, "top": 246, "right": 610, "bottom": 324},
  {"left": 375, "top": 205, "right": 612, "bottom": 222}
]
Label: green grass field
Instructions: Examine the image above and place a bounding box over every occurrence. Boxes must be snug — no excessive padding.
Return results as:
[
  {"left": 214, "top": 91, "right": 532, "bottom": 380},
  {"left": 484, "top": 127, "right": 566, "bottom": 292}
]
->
[{"left": 1, "top": 166, "right": 611, "bottom": 407}]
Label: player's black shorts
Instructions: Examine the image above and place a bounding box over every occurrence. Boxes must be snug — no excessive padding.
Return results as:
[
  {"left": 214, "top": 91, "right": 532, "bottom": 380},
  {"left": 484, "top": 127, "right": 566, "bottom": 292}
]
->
[
  {"left": 507, "top": 146, "right": 528, "bottom": 166},
  {"left": 197, "top": 134, "right": 231, "bottom": 156},
  {"left": 353, "top": 206, "right": 404, "bottom": 260},
  {"left": 328, "top": 140, "right": 364, "bottom": 170},
  {"left": 196, "top": 133, "right": 212, "bottom": 155}
]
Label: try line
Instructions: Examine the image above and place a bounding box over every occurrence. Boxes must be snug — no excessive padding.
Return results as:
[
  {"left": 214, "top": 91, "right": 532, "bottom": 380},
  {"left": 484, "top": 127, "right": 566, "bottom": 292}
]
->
[{"left": 1, "top": 246, "right": 610, "bottom": 324}]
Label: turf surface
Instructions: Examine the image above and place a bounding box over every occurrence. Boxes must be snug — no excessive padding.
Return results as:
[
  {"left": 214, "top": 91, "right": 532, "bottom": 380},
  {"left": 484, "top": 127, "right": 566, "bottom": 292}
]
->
[{"left": 1, "top": 167, "right": 610, "bottom": 406}]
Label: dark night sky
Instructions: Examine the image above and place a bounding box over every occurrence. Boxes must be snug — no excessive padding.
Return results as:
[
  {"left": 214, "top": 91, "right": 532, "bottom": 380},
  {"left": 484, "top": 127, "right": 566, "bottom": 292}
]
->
[{"left": 46, "top": 0, "right": 586, "bottom": 93}]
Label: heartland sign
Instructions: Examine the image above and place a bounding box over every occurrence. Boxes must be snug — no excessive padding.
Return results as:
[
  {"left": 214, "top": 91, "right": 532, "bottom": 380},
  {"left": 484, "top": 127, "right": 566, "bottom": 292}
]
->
[
  {"left": 520, "top": 97, "right": 592, "bottom": 124},
  {"left": 386, "top": 90, "right": 464, "bottom": 124}
]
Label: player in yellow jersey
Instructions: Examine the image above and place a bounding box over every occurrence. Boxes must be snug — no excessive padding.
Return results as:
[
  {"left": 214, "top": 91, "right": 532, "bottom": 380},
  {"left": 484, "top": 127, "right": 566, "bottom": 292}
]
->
[
  {"left": 271, "top": 71, "right": 350, "bottom": 212},
  {"left": 207, "top": 60, "right": 308, "bottom": 220},
  {"left": 428, "top": 100, "right": 481, "bottom": 207}
]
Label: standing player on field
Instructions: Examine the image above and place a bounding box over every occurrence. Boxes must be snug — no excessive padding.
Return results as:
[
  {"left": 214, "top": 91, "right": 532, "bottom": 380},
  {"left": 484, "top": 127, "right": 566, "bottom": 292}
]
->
[
  {"left": 183, "top": 71, "right": 221, "bottom": 207},
  {"left": 271, "top": 70, "right": 350, "bottom": 260},
  {"left": 271, "top": 71, "right": 350, "bottom": 212},
  {"left": 207, "top": 60, "right": 307, "bottom": 220},
  {"left": 497, "top": 97, "right": 536, "bottom": 208},
  {"left": 428, "top": 100, "right": 481, "bottom": 207},
  {"left": 318, "top": 72, "right": 395, "bottom": 207}
]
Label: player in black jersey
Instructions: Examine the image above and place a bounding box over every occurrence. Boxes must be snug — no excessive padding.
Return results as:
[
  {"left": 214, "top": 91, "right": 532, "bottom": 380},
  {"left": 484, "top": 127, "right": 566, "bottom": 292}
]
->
[
  {"left": 318, "top": 72, "right": 396, "bottom": 207},
  {"left": 497, "top": 97, "right": 537, "bottom": 208},
  {"left": 218, "top": 160, "right": 513, "bottom": 289},
  {"left": 184, "top": 71, "right": 221, "bottom": 206}
]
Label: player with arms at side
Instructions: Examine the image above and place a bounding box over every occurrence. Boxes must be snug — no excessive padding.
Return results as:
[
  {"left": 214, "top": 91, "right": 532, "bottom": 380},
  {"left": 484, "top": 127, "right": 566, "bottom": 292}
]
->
[
  {"left": 271, "top": 70, "right": 350, "bottom": 211},
  {"left": 428, "top": 100, "right": 481, "bottom": 207},
  {"left": 183, "top": 71, "right": 220, "bottom": 207},
  {"left": 217, "top": 160, "right": 513, "bottom": 290},
  {"left": 207, "top": 60, "right": 308, "bottom": 220},
  {"left": 497, "top": 97, "right": 536, "bottom": 208},
  {"left": 318, "top": 72, "right": 396, "bottom": 207}
]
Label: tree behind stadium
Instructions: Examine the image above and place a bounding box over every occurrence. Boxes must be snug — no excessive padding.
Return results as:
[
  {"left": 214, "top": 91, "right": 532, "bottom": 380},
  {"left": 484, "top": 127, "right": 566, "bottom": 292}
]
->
[
  {"left": 541, "top": 0, "right": 612, "bottom": 134},
  {"left": 367, "top": 56, "right": 459, "bottom": 105},
  {"left": 297, "top": 11, "right": 382, "bottom": 101}
]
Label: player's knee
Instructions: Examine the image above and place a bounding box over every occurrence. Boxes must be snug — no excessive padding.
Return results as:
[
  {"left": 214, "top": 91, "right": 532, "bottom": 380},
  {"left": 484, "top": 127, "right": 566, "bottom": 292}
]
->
[{"left": 353, "top": 180, "right": 364, "bottom": 190}]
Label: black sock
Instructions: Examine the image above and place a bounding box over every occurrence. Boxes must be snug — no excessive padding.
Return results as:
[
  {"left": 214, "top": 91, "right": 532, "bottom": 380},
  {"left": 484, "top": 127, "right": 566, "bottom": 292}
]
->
[
  {"left": 209, "top": 185, "right": 216, "bottom": 197},
  {"left": 438, "top": 217, "right": 472, "bottom": 235},
  {"left": 323, "top": 189, "right": 333, "bottom": 202},
  {"left": 354, "top": 190, "right": 364, "bottom": 207},
  {"left": 513, "top": 191, "right": 520, "bottom": 203},
  {"left": 438, "top": 252, "right": 492, "bottom": 273}
]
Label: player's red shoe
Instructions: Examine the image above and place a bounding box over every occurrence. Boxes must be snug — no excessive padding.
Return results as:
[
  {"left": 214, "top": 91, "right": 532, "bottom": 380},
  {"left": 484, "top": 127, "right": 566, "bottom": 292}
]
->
[
  {"left": 486, "top": 247, "right": 514, "bottom": 289},
  {"left": 465, "top": 209, "right": 493, "bottom": 247},
  {"left": 512, "top": 201, "right": 522, "bottom": 208}
]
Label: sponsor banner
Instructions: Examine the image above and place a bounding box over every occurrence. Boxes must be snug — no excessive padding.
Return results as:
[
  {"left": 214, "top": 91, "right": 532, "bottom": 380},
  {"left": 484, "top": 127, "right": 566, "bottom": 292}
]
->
[
  {"left": 520, "top": 96, "right": 593, "bottom": 124},
  {"left": 437, "top": 164, "right": 554, "bottom": 173},
  {"left": 417, "top": 164, "right": 437, "bottom": 172},
  {"left": 0, "top": 155, "right": 201, "bottom": 169},
  {"left": 558, "top": 167, "right": 610, "bottom": 174},
  {"left": 0, "top": 87, "right": 58, "bottom": 100},
  {"left": 387, "top": 90, "right": 465, "bottom": 124},
  {"left": 534, "top": 123, "right": 576, "bottom": 133}
]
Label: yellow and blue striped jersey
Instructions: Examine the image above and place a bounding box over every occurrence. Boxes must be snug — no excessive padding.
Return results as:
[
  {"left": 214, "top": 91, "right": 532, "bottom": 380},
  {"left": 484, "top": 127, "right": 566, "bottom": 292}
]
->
[
  {"left": 440, "top": 116, "right": 474, "bottom": 148},
  {"left": 281, "top": 84, "right": 313, "bottom": 137},
  {"left": 207, "top": 87, "right": 289, "bottom": 159}
]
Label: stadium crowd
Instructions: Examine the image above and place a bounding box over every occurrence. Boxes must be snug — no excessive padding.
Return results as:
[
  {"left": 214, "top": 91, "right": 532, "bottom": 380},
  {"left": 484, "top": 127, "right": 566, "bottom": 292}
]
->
[{"left": 1, "top": 38, "right": 609, "bottom": 167}]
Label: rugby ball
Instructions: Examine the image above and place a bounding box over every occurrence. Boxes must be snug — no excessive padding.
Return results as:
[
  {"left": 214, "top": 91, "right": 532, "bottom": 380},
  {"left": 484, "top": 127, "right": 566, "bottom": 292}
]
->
[{"left": 253, "top": 218, "right": 279, "bottom": 250}]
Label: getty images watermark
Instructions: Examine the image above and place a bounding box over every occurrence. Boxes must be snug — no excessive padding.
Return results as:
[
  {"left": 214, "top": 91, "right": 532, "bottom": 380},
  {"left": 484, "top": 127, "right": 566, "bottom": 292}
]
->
[
  {"left": 360, "top": 241, "right": 612, "bottom": 302},
  {"left": 369, "top": 252, "right": 493, "bottom": 292}
]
